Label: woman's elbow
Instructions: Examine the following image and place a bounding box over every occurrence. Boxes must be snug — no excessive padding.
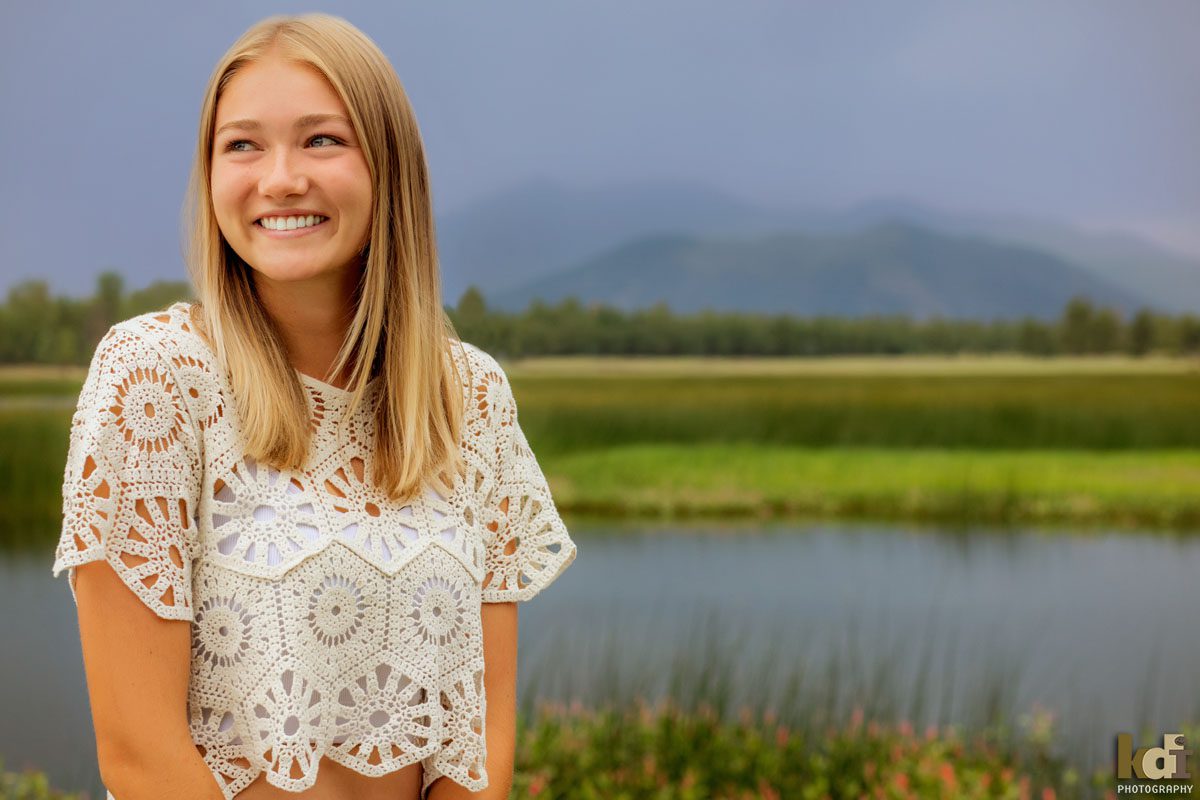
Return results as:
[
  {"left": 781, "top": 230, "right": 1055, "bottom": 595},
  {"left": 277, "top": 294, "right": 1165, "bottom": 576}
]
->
[{"left": 100, "top": 736, "right": 223, "bottom": 800}]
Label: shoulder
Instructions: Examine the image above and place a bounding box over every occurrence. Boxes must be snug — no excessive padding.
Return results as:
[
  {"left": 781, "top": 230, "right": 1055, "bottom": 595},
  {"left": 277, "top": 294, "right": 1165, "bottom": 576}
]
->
[
  {"left": 94, "top": 299, "right": 217, "bottom": 376},
  {"left": 103, "top": 301, "right": 212, "bottom": 367},
  {"left": 448, "top": 338, "right": 513, "bottom": 392},
  {"left": 447, "top": 339, "right": 518, "bottom": 428},
  {"left": 83, "top": 302, "right": 216, "bottom": 438}
]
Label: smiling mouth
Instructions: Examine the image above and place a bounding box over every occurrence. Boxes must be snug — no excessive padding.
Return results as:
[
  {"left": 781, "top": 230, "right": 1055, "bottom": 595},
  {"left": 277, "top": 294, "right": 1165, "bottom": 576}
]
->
[{"left": 255, "top": 215, "right": 330, "bottom": 231}]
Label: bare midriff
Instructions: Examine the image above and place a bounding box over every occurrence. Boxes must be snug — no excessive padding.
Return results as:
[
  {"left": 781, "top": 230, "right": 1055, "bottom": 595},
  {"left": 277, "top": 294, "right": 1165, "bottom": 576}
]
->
[{"left": 199, "top": 744, "right": 424, "bottom": 800}]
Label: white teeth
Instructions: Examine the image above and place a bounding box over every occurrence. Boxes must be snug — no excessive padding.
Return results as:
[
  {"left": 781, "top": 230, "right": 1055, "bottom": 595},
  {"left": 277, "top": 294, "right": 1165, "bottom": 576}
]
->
[{"left": 258, "top": 215, "right": 328, "bottom": 230}]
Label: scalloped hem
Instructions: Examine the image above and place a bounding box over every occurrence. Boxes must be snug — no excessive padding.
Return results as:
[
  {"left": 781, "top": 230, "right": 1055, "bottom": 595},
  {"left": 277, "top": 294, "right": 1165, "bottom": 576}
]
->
[
  {"left": 53, "top": 555, "right": 196, "bottom": 622},
  {"left": 420, "top": 764, "right": 488, "bottom": 800},
  {"left": 184, "top": 749, "right": 485, "bottom": 800}
]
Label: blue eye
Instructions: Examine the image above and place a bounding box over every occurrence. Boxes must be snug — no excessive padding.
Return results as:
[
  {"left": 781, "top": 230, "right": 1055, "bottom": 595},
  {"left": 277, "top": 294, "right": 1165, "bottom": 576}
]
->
[{"left": 221, "top": 134, "right": 342, "bottom": 152}]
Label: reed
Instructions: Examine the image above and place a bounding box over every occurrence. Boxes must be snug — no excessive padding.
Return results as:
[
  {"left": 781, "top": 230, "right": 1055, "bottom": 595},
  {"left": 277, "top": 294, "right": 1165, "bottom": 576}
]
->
[{"left": 511, "top": 610, "right": 1194, "bottom": 799}]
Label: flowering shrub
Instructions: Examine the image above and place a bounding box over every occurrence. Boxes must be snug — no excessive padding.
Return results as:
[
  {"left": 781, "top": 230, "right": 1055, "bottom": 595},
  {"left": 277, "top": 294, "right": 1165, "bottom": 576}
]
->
[
  {"left": 0, "top": 757, "right": 83, "bottom": 800},
  {"left": 507, "top": 697, "right": 1138, "bottom": 800}
]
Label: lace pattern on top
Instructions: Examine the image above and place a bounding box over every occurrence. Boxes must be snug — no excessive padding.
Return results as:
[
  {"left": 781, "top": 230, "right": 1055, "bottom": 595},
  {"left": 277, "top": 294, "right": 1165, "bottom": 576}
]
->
[
  {"left": 52, "top": 323, "right": 202, "bottom": 619},
  {"left": 52, "top": 303, "right": 577, "bottom": 800}
]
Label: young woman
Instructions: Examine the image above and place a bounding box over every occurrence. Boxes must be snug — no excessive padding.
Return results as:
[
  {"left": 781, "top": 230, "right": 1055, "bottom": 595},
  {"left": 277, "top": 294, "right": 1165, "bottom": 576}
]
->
[{"left": 52, "top": 13, "right": 576, "bottom": 800}]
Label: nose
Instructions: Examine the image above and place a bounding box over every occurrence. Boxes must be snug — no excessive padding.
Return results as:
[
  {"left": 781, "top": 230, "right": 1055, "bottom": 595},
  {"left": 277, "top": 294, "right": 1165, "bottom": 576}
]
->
[{"left": 258, "top": 147, "right": 309, "bottom": 199}]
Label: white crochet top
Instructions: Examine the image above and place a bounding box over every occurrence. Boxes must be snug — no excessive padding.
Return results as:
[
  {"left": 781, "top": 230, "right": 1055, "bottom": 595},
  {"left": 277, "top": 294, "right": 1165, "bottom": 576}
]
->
[{"left": 52, "top": 301, "right": 577, "bottom": 799}]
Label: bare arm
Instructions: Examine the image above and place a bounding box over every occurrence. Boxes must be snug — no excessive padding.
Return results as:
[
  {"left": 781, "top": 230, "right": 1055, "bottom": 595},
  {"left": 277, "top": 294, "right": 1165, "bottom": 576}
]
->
[
  {"left": 428, "top": 601, "right": 519, "bottom": 800},
  {"left": 74, "top": 560, "right": 224, "bottom": 800}
]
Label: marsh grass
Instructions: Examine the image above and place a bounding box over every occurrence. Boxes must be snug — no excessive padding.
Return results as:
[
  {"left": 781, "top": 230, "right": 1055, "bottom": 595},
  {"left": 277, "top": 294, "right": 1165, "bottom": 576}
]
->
[
  {"left": 507, "top": 354, "right": 1200, "bottom": 377},
  {"left": 6, "top": 357, "right": 1200, "bottom": 543},
  {"left": 0, "top": 758, "right": 84, "bottom": 800},
  {"left": 507, "top": 369, "right": 1200, "bottom": 454},
  {"left": 547, "top": 445, "right": 1200, "bottom": 530},
  {"left": 0, "top": 410, "right": 68, "bottom": 546},
  {"left": 513, "top": 610, "right": 1197, "bottom": 799},
  {"left": 5, "top": 537, "right": 1196, "bottom": 797}
]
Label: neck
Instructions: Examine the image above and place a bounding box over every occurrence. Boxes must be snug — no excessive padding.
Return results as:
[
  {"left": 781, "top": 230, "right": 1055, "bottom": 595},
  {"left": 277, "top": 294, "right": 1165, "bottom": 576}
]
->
[{"left": 252, "top": 264, "right": 364, "bottom": 386}]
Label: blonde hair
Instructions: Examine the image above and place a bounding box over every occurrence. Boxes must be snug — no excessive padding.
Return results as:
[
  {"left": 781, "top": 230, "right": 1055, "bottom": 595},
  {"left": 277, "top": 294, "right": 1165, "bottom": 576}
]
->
[{"left": 182, "top": 12, "right": 467, "bottom": 504}]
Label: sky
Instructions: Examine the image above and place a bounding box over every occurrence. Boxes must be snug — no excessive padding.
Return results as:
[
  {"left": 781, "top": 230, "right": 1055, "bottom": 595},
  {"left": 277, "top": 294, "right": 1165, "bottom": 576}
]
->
[{"left": 2, "top": 0, "right": 1198, "bottom": 298}]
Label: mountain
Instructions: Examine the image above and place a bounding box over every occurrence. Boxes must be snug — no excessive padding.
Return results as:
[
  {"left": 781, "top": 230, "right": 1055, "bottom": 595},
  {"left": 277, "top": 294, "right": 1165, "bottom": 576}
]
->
[
  {"left": 435, "top": 179, "right": 1200, "bottom": 315},
  {"left": 825, "top": 196, "right": 1200, "bottom": 314},
  {"left": 435, "top": 177, "right": 798, "bottom": 304},
  {"left": 486, "top": 221, "right": 1153, "bottom": 320}
]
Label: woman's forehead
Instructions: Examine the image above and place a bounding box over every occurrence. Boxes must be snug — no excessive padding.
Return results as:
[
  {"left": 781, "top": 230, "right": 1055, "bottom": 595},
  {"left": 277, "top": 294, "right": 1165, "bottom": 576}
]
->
[{"left": 216, "top": 57, "right": 346, "bottom": 122}]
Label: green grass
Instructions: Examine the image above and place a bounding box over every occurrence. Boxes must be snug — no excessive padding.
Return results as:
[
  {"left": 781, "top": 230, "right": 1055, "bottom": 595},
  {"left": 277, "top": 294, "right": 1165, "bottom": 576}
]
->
[
  {"left": 0, "top": 704, "right": 1129, "bottom": 800},
  {"left": 508, "top": 699, "right": 1092, "bottom": 800},
  {"left": 505, "top": 607, "right": 1186, "bottom": 799},
  {"left": 6, "top": 355, "right": 1200, "bottom": 541},
  {"left": 0, "top": 410, "right": 69, "bottom": 547},
  {"left": 507, "top": 370, "right": 1200, "bottom": 454},
  {"left": 0, "top": 757, "right": 84, "bottom": 800},
  {"left": 541, "top": 445, "right": 1200, "bottom": 529},
  {"left": 0, "top": 364, "right": 87, "bottom": 398}
]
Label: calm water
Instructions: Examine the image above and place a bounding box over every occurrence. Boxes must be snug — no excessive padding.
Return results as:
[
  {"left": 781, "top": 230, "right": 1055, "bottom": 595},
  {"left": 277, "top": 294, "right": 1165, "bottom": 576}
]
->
[{"left": 3, "top": 518, "right": 1198, "bottom": 797}]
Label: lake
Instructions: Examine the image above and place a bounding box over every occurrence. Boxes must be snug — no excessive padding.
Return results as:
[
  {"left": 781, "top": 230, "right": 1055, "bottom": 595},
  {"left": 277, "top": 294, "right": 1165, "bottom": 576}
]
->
[{"left": 3, "top": 518, "right": 1196, "bottom": 797}]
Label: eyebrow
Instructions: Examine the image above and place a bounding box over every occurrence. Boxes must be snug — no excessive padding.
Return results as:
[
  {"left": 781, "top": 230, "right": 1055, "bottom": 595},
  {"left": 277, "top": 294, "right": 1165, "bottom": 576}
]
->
[{"left": 214, "top": 113, "right": 352, "bottom": 137}]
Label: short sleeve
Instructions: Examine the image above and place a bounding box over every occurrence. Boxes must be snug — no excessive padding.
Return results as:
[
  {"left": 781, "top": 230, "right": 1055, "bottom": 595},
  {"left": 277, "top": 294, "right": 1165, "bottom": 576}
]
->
[
  {"left": 51, "top": 324, "right": 202, "bottom": 621},
  {"left": 477, "top": 364, "right": 577, "bottom": 603}
]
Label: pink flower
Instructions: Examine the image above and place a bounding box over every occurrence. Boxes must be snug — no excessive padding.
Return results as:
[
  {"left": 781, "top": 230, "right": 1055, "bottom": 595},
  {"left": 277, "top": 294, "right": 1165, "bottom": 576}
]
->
[
  {"left": 757, "top": 778, "right": 781, "bottom": 800},
  {"left": 939, "top": 762, "right": 957, "bottom": 792},
  {"left": 775, "top": 725, "right": 790, "bottom": 748}
]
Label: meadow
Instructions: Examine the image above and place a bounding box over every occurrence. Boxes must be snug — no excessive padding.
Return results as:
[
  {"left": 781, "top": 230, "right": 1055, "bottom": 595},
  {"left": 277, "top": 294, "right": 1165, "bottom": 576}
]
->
[
  {"left": 505, "top": 354, "right": 1200, "bottom": 530},
  {"left": 3, "top": 354, "right": 1200, "bottom": 543}
]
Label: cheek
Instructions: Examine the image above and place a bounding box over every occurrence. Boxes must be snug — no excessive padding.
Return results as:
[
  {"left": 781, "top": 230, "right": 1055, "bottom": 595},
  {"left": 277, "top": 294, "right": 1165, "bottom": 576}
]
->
[
  {"left": 327, "top": 169, "right": 373, "bottom": 234},
  {"left": 209, "top": 172, "right": 235, "bottom": 221},
  {"left": 209, "top": 171, "right": 251, "bottom": 233},
  {"left": 341, "top": 159, "right": 373, "bottom": 213}
]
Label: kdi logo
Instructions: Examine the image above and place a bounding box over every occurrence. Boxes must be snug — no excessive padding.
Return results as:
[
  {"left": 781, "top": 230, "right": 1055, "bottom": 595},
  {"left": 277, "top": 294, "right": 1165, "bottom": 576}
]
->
[{"left": 1115, "top": 733, "right": 1192, "bottom": 780}]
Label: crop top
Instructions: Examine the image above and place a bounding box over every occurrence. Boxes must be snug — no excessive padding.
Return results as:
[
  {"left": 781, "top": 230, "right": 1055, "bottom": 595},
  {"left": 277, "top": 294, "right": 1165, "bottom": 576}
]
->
[{"left": 51, "top": 301, "right": 577, "bottom": 799}]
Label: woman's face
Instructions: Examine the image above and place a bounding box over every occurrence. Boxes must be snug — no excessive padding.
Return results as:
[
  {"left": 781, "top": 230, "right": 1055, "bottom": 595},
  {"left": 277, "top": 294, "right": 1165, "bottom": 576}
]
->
[{"left": 210, "top": 55, "right": 372, "bottom": 288}]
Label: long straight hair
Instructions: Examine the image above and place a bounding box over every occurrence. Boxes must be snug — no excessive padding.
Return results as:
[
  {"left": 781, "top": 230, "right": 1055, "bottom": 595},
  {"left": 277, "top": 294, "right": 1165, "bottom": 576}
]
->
[{"left": 182, "top": 13, "right": 467, "bottom": 504}]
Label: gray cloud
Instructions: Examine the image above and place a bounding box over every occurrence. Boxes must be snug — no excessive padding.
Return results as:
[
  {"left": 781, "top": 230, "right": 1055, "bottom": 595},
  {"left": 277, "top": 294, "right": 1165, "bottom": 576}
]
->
[{"left": 3, "top": 0, "right": 1197, "bottom": 297}]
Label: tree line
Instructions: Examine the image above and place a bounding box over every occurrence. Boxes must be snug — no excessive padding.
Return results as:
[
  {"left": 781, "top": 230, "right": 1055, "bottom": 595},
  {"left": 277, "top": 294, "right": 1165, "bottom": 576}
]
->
[{"left": 2, "top": 272, "right": 1198, "bottom": 365}]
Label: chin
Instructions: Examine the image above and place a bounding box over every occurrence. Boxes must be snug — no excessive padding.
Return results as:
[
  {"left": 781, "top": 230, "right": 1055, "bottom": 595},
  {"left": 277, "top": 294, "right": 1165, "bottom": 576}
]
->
[{"left": 250, "top": 261, "right": 336, "bottom": 283}]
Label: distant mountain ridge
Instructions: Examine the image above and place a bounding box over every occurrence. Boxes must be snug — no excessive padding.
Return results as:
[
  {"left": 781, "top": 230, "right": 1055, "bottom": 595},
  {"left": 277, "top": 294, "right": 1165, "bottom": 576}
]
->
[
  {"left": 435, "top": 179, "right": 1197, "bottom": 319},
  {"left": 485, "top": 220, "right": 1150, "bottom": 320}
]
